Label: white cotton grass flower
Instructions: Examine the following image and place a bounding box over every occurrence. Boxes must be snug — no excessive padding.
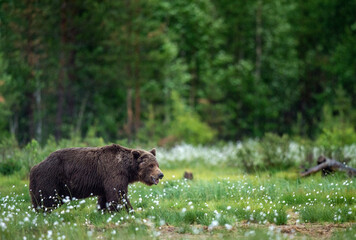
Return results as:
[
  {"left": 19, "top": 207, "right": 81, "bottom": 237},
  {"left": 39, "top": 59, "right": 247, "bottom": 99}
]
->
[
  {"left": 156, "top": 142, "right": 356, "bottom": 166},
  {"left": 208, "top": 220, "right": 219, "bottom": 230},
  {"left": 225, "top": 224, "right": 232, "bottom": 230},
  {"left": 47, "top": 230, "right": 53, "bottom": 238},
  {"left": 159, "top": 219, "right": 165, "bottom": 226},
  {"left": 0, "top": 222, "right": 7, "bottom": 230},
  {"left": 157, "top": 142, "right": 241, "bottom": 165}
]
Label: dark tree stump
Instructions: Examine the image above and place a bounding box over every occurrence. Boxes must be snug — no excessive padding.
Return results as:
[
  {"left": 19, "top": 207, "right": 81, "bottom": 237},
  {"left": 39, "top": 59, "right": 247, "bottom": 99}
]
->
[{"left": 183, "top": 171, "right": 193, "bottom": 180}]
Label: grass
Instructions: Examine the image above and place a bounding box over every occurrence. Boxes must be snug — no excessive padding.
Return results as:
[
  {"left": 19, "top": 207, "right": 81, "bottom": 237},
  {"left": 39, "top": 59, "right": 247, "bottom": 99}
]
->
[{"left": 0, "top": 166, "right": 355, "bottom": 239}]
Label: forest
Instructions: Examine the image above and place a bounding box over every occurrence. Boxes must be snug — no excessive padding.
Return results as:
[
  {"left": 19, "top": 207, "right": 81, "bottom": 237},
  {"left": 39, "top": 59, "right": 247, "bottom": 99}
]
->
[{"left": 0, "top": 0, "right": 355, "bottom": 146}]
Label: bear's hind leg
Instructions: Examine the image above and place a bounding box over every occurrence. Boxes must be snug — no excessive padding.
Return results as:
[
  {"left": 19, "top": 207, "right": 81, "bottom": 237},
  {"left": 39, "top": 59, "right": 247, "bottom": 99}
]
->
[
  {"left": 36, "top": 189, "right": 62, "bottom": 212},
  {"left": 29, "top": 189, "right": 39, "bottom": 210}
]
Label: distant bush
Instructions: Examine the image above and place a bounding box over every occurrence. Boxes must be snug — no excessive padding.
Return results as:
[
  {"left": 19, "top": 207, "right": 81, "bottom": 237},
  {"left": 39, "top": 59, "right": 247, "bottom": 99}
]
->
[
  {"left": 316, "top": 96, "right": 356, "bottom": 163},
  {"left": 260, "top": 133, "right": 295, "bottom": 170},
  {"left": 234, "top": 140, "right": 262, "bottom": 172},
  {"left": 317, "top": 126, "right": 356, "bottom": 147},
  {"left": 22, "top": 139, "right": 41, "bottom": 171},
  {"left": 1, "top": 132, "right": 356, "bottom": 176},
  {"left": 0, "top": 137, "right": 21, "bottom": 175},
  {"left": 168, "top": 91, "right": 216, "bottom": 145},
  {"left": 0, "top": 159, "right": 21, "bottom": 175},
  {"left": 226, "top": 133, "right": 305, "bottom": 172},
  {"left": 228, "top": 133, "right": 356, "bottom": 172},
  {"left": 316, "top": 126, "right": 356, "bottom": 162},
  {"left": 0, "top": 135, "right": 110, "bottom": 177}
]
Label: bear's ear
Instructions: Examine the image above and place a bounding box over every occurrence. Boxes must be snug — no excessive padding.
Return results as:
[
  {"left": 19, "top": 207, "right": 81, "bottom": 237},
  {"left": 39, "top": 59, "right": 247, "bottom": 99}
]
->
[
  {"left": 132, "top": 150, "right": 141, "bottom": 160},
  {"left": 150, "top": 148, "right": 156, "bottom": 156}
]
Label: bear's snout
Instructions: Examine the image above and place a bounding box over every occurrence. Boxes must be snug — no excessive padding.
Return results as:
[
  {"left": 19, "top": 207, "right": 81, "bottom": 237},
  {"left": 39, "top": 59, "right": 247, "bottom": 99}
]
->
[{"left": 150, "top": 168, "right": 164, "bottom": 185}]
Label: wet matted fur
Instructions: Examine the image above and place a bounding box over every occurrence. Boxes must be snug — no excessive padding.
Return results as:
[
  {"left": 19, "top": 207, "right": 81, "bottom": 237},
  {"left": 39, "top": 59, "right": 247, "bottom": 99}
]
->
[{"left": 29, "top": 144, "right": 163, "bottom": 212}]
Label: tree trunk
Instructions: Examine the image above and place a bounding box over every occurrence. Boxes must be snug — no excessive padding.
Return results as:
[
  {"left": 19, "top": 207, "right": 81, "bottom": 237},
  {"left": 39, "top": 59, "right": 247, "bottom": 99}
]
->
[
  {"left": 35, "top": 79, "right": 42, "bottom": 142},
  {"left": 56, "top": 0, "right": 68, "bottom": 140},
  {"left": 10, "top": 114, "right": 18, "bottom": 137},
  {"left": 125, "top": 89, "right": 134, "bottom": 142},
  {"left": 133, "top": 0, "right": 141, "bottom": 137},
  {"left": 255, "top": 0, "right": 262, "bottom": 80},
  {"left": 24, "top": 0, "right": 36, "bottom": 141},
  {"left": 75, "top": 93, "right": 89, "bottom": 136},
  {"left": 164, "top": 79, "right": 170, "bottom": 124},
  {"left": 134, "top": 31, "right": 141, "bottom": 135},
  {"left": 134, "top": 81, "right": 141, "bottom": 135},
  {"left": 189, "top": 57, "right": 199, "bottom": 107}
]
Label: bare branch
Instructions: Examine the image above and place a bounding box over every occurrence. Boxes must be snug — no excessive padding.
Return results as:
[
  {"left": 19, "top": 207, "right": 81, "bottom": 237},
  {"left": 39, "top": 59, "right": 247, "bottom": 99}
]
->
[{"left": 301, "top": 156, "right": 356, "bottom": 177}]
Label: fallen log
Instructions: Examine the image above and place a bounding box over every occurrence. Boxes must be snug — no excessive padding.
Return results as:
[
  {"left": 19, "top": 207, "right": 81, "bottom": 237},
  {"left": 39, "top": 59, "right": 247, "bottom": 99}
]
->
[{"left": 301, "top": 156, "right": 356, "bottom": 177}]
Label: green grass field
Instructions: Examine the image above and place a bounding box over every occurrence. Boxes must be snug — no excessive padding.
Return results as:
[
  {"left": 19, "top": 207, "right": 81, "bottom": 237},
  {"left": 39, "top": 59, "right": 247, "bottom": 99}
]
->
[{"left": 0, "top": 165, "right": 355, "bottom": 240}]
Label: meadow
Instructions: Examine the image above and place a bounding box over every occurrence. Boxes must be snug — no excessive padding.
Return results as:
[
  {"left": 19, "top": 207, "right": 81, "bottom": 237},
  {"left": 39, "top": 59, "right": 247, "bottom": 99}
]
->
[{"left": 0, "top": 141, "right": 356, "bottom": 239}]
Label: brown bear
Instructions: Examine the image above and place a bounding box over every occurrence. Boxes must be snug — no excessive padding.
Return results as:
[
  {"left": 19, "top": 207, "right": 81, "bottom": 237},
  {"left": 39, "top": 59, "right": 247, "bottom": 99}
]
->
[{"left": 29, "top": 144, "right": 163, "bottom": 212}]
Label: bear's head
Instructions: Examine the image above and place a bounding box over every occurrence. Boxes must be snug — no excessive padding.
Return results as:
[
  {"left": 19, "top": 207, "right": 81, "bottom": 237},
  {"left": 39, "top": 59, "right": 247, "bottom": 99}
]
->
[{"left": 132, "top": 148, "right": 164, "bottom": 186}]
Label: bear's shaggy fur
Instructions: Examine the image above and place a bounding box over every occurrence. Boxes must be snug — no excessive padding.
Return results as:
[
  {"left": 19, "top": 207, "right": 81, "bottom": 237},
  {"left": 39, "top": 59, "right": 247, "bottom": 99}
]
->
[{"left": 29, "top": 144, "right": 163, "bottom": 212}]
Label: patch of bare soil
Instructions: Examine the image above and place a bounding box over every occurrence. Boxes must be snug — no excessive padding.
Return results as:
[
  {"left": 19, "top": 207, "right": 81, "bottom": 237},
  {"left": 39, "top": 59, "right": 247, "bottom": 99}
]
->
[
  {"left": 277, "top": 223, "right": 353, "bottom": 239},
  {"left": 85, "top": 212, "right": 355, "bottom": 239},
  {"left": 275, "top": 209, "right": 354, "bottom": 239},
  {"left": 157, "top": 222, "right": 355, "bottom": 240},
  {"left": 158, "top": 225, "right": 210, "bottom": 240}
]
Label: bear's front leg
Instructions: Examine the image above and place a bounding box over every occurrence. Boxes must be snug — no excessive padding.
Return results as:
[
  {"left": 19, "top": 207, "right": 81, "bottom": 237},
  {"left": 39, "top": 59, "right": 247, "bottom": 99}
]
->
[
  {"left": 104, "top": 185, "right": 131, "bottom": 212},
  {"left": 97, "top": 195, "right": 107, "bottom": 210}
]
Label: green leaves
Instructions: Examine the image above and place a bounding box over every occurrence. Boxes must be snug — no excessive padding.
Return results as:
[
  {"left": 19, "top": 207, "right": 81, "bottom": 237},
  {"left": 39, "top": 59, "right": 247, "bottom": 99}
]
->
[
  {"left": 168, "top": 91, "right": 215, "bottom": 145},
  {"left": 0, "top": 0, "right": 355, "bottom": 144}
]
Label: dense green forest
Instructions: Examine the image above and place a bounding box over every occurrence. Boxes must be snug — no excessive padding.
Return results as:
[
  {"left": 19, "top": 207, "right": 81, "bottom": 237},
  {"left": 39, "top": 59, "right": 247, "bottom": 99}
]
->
[{"left": 0, "top": 0, "right": 355, "bottom": 145}]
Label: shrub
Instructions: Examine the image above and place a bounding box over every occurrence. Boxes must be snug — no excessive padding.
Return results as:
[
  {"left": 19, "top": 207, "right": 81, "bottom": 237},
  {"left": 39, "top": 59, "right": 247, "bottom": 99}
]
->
[
  {"left": 0, "top": 158, "right": 21, "bottom": 175},
  {"left": 168, "top": 91, "right": 216, "bottom": 145},
  {"left": 233, "top": 140, "right": 262, "bottom": 172},
  {"left": 317, "top": 126, "right": 356, "bottom": 162},
  {"left": 230, "top": 133, "right": 302, "bottom": 172},
  {"left": 22, "top": 139, "right": 41, "bottom": 171},
  {"left": 316, "top": 97, "right": 356, "bottom": 162},
  {"left": 260, "top": 133, "right": 295, "bottom": 169},
  {"left": 0, "top": 137, "right": 21, "bottom": 175}
]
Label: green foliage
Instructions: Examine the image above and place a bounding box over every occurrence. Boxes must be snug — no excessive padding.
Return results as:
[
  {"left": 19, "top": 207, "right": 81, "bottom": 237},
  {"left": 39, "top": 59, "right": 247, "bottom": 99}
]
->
[
  {"left": 316, "top": 89, "right": 356, "bottom": 160},
  {"left": 266, "top": 207, "right": 288, "bottom": 225},
  {"left": 260, "top": 133, "right": 294, "bottom": 170},
  {"left": 233, "top": 140, "right": 262, "bottom": 172},
  {"left": 0, "top": 159, "right": 21, "bottom": 175},
  {"left": 23, "top": 139, "right": 41, "bottom": 171},
  {"left": 229, "top": 133, "right": 299, "bottom": 172},
  {"left": 0, "top": 136, "right": 107, "bottom": 177},
  {"left": 0, "top": 136, "right": 21, "bottom": 175},
  {"left": 317, "top": 126, "right": 356, "bottom": 149},
  {"left": 168, "top": 92, "right": 215, "bottom": 145},
  {"left": 0, "top": 53, "right": 12, "bottom": 135},
  {"left": 300, "top": 204, "right": 356, "bottom": 223},
  {"left": 0, "top": 0, "right": 356, "bottom": 145}
]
